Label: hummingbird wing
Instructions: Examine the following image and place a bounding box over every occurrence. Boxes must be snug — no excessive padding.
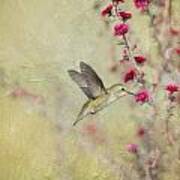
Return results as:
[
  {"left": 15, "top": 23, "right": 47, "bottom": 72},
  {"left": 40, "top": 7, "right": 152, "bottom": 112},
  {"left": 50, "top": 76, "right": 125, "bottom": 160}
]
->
[
  {"left": 80, "top": 61, "right": 107, "bottom": 97},
  {"left": 68, "top": 62, "right": 107, "bottom": 99},
  {"left": 68, "top": 70, "right": 96, "bottom": 99}
]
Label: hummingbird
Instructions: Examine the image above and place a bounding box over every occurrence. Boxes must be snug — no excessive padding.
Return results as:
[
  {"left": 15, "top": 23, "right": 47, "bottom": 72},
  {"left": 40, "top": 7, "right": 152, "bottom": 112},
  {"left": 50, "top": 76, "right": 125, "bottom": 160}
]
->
[{"left": 68, "top": 61, "right": 134, "bottom": 126}]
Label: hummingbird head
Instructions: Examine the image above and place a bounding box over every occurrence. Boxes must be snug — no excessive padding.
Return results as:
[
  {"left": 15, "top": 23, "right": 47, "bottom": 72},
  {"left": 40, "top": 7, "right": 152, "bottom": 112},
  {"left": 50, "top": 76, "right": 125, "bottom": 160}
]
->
[{"left": 108, "top": 83, "right": 134, "bottom": 97}]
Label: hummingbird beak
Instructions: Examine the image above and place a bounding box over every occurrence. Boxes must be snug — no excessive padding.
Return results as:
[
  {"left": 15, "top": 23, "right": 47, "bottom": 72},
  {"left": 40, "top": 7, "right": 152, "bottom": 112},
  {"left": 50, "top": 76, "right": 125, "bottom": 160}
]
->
[{"left": 122, "top": 88, "right": 135, "bottom": 96}]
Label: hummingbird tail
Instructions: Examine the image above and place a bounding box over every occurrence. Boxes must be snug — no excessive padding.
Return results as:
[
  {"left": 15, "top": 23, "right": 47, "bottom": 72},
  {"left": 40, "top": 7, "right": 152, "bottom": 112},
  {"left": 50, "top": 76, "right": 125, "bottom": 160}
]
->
[
  {"left": 72, "top": 115, "right": 84, "bottom": 126},
  {"left": 73, "top": 100, "right": 91, "bottom": 126},
  {"left": 73, "top": 119, "right": 79, "bottom": 126}
]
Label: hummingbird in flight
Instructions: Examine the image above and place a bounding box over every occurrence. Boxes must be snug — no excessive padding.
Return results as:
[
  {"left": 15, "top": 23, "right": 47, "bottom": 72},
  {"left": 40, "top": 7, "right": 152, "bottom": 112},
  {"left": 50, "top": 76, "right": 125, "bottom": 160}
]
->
[{"left": 68, "top": 61, "right": 134, "bottom": 126}]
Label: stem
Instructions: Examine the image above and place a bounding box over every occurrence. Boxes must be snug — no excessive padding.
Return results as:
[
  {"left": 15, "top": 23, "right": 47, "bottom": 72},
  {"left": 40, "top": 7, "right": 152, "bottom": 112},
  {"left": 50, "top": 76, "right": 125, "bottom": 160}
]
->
[
  {"left": 122, "top": 34, "right": 132, "bottom": 60},
  {"left": 164, "top": 100, "right": 175, "bottom": 145},
  {"left": 122, "top": 34, "right": 147, "bottom": 86},
  {"left": 146, "top": 0, "right": 174, "bottom": 86}
]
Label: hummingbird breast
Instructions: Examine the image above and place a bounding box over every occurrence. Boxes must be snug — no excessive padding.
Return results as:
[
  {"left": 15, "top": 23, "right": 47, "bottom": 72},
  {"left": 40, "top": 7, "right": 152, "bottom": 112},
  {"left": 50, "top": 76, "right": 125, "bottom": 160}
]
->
[{"left": 89, "top": 93, "right": 112, "bottom": 113}]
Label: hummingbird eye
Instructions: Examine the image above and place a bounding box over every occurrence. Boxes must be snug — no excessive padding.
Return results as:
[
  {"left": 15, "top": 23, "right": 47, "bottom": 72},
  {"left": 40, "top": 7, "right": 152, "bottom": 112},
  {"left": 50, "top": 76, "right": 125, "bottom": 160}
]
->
[{"left": 121, "top": 87, "right": 125, "bottom": 91}]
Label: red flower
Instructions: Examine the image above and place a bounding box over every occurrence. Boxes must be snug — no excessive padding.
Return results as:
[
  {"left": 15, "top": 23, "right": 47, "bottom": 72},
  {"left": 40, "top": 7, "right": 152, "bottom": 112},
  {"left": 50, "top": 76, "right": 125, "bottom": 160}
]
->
[
  {"left": 101, "top": 3, "right": 113, "bottom": 17},
  {"left": 114, "top": 23, "right": 129, "bottom": 36},
  {"left": 113, "top": 0, "right": 125, "bottom": 3},
  {"left": 165, "top": 83, "right": 179, "bottom": 94},
  {"left": 124, "top": 68, "right": 137, "bottom": 83},
  {"left": 134, "top": 0, "right": 150, "bottom": 11},
  {"left": 127, "top": 144, "right": 138, "bottom": 154},
  {"left": 118, "top": 11, "right": 132, "bottom": 21},
  {"left": 135, "top": 89, "right": 150, "bottom": 103},
  {"left": 175, "top": 48, "right": 180, "bottom": 55},
  {"left": 137, "top": 127, "right": 146, "bottom": 137},
  {"left": 134, "top": 55, "right": 146, "bottom": 64},
  {"left": 170, "top": 28, "right": 179, "bottom": 36}
]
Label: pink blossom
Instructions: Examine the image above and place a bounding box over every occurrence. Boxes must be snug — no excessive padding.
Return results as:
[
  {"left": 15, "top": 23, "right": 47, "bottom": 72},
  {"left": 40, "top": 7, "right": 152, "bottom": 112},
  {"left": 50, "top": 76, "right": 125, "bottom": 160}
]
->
[
  {"left": 10, "top": 87, "right": 44, "bottom": 104},
  {"left": 84, "top": 123, "right": 97, "bottom": 135},
  {"left": 101, "top": 3, "right": 113, "bottom": 17},
  {"left": 135, "top": 89, "right": 150, "bottom": 103},
  {"left": 165, "top": 83, "right": 179, "bottom": 94},
  {"left": 114, "top": 23, "right": 129, "bottom": 36},
  {"left": 123, "top": 68, "right": 137, "bottom": 83},
  {"left": 82, "top": 123, "right": 106, "bottom": 144},
  {"left": 117, "top": 11, "right": 132, "bottom": 21},
  {"left": 11, "top": 88, "right": 28, "bottom": 97},
  {"left": 134, "top": 55, "right": 146, "bottom": 64},
  {"left": 127, "top": 144, "right": 138, "bottom": 154},
  {"left": 134, "top": 0, "right": 150, "bottom": 11}
]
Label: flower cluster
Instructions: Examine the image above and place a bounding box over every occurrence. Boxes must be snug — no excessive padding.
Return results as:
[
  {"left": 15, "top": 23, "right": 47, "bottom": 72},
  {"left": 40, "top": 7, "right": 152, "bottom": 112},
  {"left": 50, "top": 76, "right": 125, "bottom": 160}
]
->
[
  {"left": 101, "top": 0, "right": 151, "bottom": 104},
  {"left": 101, "top": 3, "right": 113, "bottom": 17},
  {"left": 124, "top": 68, "right": 137, "bottom": 83},
  {"left": 117, "top": 11, "right": 132, "bottom": 21},
  {"left": 127, "top": 143, "right": 138, "bottom": 154},
  {"left": 114, "top": 23, "right": 129, "bottom": 36},
  {"left": 135, "top": 89, "right": 150, "bottom": 103},
  {"left": 137, "top": 127, "right": 146, "bottom": 137},
  {"left": 133, "top": 0, "right": 150, "bottom": 11},
  {"left": 99, "top": 1, "right": 179, "bottom": 178},
  {"left": 134, "top": 55, "right": 146, "bottom": 64},
  {"left": 165, "top": 83, "right": 179, "bottom": 95}
]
